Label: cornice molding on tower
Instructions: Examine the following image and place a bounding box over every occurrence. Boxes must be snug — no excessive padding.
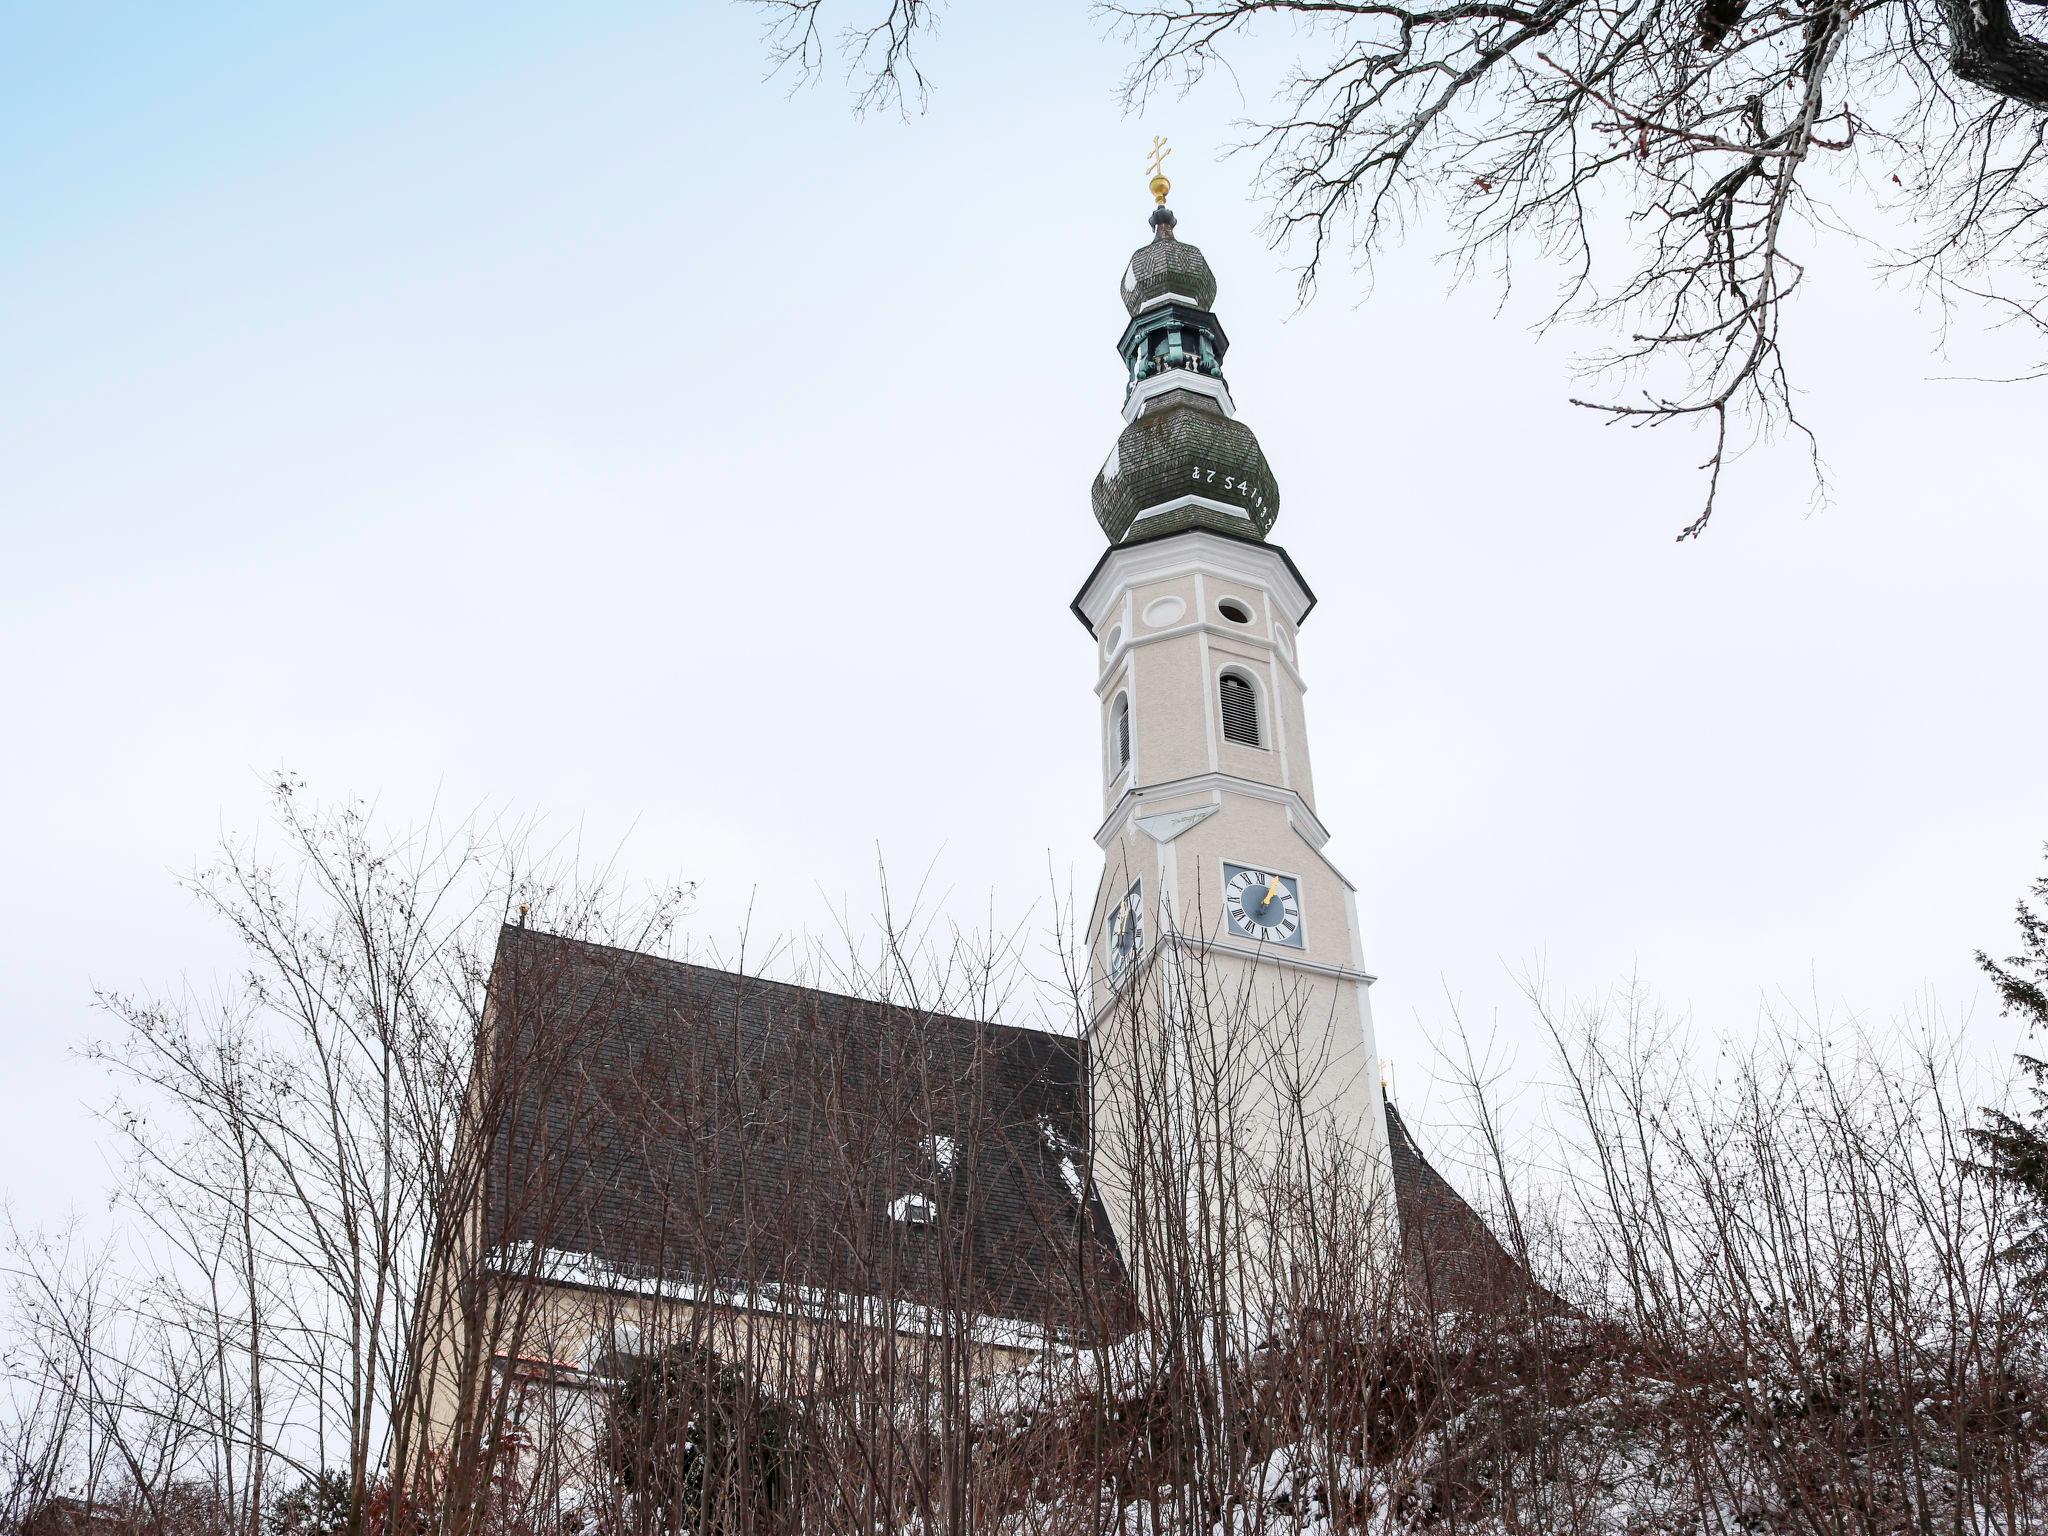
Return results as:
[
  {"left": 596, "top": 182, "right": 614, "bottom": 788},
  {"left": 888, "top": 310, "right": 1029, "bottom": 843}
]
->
[
  {"left": 1175, "top": 932, "right": 1377, "bottom": 988},
  {"left": 1085, "top": 933, "right": 1379, "bottom": 1028},
  {"left": 1133, "top": 493, "right": 1256, "bottom": 528},
  {"left": 1094, "top": 612, "right": 1309, "bottom": 699},
  {"left": 1093, "top": 770, "right": 1333, "bottom": 853},
  {"left": 1122, "top": 368, "right": 1236, "bottom": 423},
  {"left": 1071, "top": 530, "right": 1316, "bottom": 635}
]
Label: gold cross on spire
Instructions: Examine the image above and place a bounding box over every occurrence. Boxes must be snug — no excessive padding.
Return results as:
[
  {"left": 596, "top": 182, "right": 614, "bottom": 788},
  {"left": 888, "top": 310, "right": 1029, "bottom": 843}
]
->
[{"left": 1147, "top": 135, "right": 1172, "bottom": 205}]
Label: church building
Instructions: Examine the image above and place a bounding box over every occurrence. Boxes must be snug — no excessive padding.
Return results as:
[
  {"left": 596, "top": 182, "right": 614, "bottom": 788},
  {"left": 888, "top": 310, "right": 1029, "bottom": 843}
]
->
[{"left": 413, "top": 175, "right": 1526, "bottom": 1458}]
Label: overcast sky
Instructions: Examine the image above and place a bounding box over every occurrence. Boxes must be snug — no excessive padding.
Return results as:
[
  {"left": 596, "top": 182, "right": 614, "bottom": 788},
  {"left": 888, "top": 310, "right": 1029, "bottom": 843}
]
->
[{"left": 5, "top": 3, "right": 2045, "bottom": 1223}]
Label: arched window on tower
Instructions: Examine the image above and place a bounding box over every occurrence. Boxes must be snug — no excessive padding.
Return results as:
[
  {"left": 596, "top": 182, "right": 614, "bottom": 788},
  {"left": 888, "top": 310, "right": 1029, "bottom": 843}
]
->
[
  {"left": 1110, "top": 693, "right": 1132, "bottom": 776},
  {"left": 1219, "top": 671, "right": 1261, "bottom": 747}
]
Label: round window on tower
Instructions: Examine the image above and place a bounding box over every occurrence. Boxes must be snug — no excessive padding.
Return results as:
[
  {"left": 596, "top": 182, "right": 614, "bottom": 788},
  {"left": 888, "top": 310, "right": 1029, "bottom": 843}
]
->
[
  {"left": 1142, "top": 595, "right": 1186, "bottom": 628},
  {"left": 1218, "top": 599, "right": 1254, "bottom": 625}
]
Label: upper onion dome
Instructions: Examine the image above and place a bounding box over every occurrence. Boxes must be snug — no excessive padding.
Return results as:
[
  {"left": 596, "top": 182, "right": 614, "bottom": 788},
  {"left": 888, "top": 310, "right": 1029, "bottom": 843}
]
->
[{"left": 1119, "top": 206, "right": 1217, "bottom": 315}]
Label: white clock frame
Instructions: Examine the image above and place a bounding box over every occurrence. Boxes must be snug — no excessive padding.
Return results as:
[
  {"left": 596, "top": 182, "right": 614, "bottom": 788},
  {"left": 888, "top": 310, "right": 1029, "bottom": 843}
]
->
[
  {"left": 1106, "top": 877, "right": 1145, "bottom": 982},
  {"left": 1219, "top": 859, "right": 1307, "bottom": 950}
]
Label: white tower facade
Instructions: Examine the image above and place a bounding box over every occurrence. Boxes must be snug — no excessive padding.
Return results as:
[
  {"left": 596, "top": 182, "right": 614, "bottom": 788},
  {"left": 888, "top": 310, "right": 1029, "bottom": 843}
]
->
[{"left": 1076, "top": 192, "right": 1390, "bottom": 1285}]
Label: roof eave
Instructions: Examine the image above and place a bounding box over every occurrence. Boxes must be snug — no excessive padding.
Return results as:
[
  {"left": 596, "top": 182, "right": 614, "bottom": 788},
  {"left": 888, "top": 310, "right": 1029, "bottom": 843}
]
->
[{"left": 1070, "top": 528, "right": 1318, "bottom": 636}]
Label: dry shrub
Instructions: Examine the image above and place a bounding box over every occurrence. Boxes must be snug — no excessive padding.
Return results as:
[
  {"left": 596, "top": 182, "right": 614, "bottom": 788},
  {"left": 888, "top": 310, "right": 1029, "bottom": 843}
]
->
[{"left": 9, "top": 787, "right": 2048, "bottom": 1535}]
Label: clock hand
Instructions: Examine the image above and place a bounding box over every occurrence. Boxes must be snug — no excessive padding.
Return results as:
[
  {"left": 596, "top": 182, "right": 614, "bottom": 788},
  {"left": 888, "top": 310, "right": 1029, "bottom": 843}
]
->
[{"left": 1263, "top": 874, "right": 1281, "bottom": 910}]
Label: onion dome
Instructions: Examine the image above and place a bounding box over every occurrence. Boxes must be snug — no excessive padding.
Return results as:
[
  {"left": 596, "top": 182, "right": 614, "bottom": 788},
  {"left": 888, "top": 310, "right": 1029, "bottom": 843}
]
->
[
  {"left": 1119, "top": 207, "right": 1218, "bottom": 315},
  {"left": 1093, "top": 394, "right": 1278, "bottom": 542},
  {"left": 1091, "top": 191, "right": 1281, "bottom": 546}
]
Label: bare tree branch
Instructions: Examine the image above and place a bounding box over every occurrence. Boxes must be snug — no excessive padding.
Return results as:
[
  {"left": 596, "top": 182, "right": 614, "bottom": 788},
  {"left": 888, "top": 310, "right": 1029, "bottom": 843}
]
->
[
  {"left": 756, "top": 0, "right": 2048, "bottom": 532},
  {"left": 748, "top": 0, "right": 940, "bottom": 115}
]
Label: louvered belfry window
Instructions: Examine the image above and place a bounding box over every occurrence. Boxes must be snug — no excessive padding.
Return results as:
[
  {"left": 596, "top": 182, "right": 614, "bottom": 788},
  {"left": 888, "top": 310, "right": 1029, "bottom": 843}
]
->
[
  {"left": 1219, "top": 673, "right": 1261, "bottom": 746},
  {"left": 1113, "top": 694, "right": 1132, "bottom": 771}
]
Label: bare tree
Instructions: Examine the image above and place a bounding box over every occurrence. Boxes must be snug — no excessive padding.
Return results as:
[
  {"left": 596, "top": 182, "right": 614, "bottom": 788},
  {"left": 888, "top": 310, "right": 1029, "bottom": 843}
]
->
[
  {"left": 15, "top": 787, "right": 2048, "bottom": 1533},
  {"left": 0, "top": 1223, "right": 211, "bottom": 1533},
  {"left": 746, "top": 0, "right": 2048, "bottom": 533},
  {"left": 0, "top": 777, "right": 689, "bottom": 1536},
  {"left": 751, "top": 0, "right": 938, "bottom": 115}
]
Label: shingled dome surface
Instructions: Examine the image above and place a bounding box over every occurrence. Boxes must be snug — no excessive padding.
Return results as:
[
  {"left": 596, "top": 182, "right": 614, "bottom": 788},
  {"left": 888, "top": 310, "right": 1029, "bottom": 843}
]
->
[
  {"left": 1119, "top": 211, "right": 1218, "bottom": 315},
  {"left": 1092, "top": 390, "right": 1280, "bottom": 543}
]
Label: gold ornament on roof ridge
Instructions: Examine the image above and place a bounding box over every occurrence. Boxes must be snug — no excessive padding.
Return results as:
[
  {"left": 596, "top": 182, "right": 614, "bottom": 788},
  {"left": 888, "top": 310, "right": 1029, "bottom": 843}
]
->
[{"left": 1147, "top": 135, "right": 1172, "bottom": 205}]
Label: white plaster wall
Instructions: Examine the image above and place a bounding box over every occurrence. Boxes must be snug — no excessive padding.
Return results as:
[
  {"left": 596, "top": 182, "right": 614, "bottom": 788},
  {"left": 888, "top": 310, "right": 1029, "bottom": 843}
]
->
[{"left": 1078, "top": 534, "right": 1389, "bottom": 1289}]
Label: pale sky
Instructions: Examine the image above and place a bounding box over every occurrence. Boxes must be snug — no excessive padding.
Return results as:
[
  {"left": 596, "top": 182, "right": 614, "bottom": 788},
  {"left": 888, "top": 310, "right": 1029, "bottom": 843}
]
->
[{"left": 4, "top": 3, "right": 2045, "bottom": 1223}]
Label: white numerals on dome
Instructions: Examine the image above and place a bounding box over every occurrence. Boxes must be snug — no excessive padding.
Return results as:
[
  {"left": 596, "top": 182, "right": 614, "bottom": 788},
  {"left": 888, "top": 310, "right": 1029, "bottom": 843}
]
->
[{"left": 1189, "top": 466, "right": 1269, "bottom": 513}]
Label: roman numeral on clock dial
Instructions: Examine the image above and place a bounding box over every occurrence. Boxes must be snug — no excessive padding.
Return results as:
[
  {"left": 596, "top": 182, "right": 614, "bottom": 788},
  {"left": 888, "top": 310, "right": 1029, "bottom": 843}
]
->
[{"left": 1223, "top": 863, "right": 1304, "bottom": 947}]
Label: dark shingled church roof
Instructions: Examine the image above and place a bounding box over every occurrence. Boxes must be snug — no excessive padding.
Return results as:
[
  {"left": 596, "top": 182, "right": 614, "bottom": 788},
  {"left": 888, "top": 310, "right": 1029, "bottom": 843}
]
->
[
  {"left": 1384, "top": 1100, "right": 1553, "bottom": 1312},
  {"left": 480, "top": 926, "right": 1132, "bottom": 1337},
  {"left": 481, "top": 926, "right": 1537, "bottom": 1335}
]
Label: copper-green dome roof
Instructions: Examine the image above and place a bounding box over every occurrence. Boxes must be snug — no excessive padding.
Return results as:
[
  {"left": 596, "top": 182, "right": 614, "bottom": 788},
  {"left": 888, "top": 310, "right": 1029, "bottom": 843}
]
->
[{"left": 1118, "top": 207, "right": 1217, "bottom": 316}]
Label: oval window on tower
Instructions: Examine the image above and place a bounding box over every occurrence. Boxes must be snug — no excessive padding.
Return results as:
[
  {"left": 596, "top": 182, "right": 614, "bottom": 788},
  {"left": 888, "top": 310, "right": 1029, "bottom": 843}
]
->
[
  {"left": 1219, "top": 671, "right": 1261, "bottom": 747},
  {"left": 1218, "top": 599, "right": 1253, "bottom": 625},
  {"left": 1110, "top": 692, "right": 1132, "bottom": 776}
]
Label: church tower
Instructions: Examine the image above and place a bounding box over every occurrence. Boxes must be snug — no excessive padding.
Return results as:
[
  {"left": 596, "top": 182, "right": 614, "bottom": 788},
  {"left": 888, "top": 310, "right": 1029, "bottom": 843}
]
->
[{"left": 1075, "top": 167, "right": 1392, "bottom": 1280}]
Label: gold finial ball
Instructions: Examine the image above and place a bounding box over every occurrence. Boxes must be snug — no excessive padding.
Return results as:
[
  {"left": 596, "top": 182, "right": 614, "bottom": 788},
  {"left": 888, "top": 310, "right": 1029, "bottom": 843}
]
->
[{"left": 1145, "top": 135, "right": 1173, "bottom": 204}]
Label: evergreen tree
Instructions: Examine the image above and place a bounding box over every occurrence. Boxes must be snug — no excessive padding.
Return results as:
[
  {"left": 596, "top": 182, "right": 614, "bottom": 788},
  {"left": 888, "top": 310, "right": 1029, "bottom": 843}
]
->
[
  {"left": 601, "top": 1341, "right": 801, "bottom": 1536},
  {"left": 1969, "top": 854, "right": 2048, "bottom": 1290},
  {"left": 266, "top": 1472, "right": 354, "bottom": 1536}
]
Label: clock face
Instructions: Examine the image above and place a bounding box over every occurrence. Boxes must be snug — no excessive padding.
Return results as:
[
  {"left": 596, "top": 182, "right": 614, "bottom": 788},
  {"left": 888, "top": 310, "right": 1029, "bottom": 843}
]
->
[
  {"left": 1107, "top": 880, "right": 1143, "bottom": 979},
  {"left": 1223, "top": 863, "right": 1303, "bottom": 947}
]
